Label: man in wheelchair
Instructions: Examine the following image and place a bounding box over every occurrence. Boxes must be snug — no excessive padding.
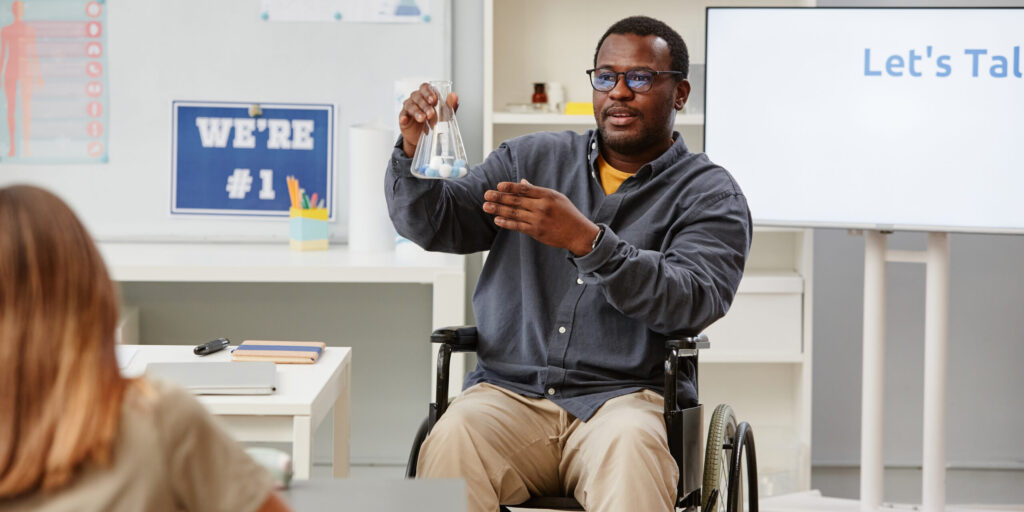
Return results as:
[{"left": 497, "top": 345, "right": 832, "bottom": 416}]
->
[{"left": 387, "top": 15, "right": 751, "bottom": 512}]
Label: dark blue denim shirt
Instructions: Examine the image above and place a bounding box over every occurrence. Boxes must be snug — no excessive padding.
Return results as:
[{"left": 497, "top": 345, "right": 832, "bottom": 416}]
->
[{"left": 386, "top": 130, "right": 751, "bottom": 421}]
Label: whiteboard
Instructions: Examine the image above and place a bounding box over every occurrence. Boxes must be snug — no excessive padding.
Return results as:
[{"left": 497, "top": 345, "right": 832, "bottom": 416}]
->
[
  {"left": 705, "top": 8, "right": 1024, "bottom": 234},
  {"left": 0, "top": 0, "right": 450, "bottom": 241}
]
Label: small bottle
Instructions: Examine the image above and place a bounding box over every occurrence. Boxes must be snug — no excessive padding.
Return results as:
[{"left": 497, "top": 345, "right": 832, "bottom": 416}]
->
[
  {"left": 410, "top": 80, "right": 470, "bottom": 179},
  {"left": 532, "top": 83, "right": 548, "bottom": 110}
]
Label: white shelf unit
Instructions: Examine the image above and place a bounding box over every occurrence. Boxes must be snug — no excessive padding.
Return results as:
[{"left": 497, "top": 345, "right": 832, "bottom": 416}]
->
[
  {"left": 484, "top": 0, "right": 814, "bottom": 497},
  {"left": 700, "top": 228, "right": 814, "bottom": 496}
]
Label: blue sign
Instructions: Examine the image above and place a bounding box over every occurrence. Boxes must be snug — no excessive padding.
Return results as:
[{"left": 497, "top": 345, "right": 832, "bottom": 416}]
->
[{"left": 171, "top": 101, "right": 333, "bottom": 217}]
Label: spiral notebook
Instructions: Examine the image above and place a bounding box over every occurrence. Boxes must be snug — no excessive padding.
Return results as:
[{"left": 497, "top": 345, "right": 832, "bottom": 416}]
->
[{"left": 231, "top": 340, "right": 326, "bottom": 364}]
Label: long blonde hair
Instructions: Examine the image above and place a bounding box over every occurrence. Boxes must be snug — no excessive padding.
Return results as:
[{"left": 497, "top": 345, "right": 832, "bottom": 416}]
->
[{"left": 0, "top": 185, "right": 127, "bottom": 497}]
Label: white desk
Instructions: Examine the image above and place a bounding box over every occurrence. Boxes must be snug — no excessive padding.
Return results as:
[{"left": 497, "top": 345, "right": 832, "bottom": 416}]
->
[
  {"left": 100, "top": 242, "right": 467, "bottom": 396},
  {"left": 121, "top": 344, "right": 351, "bottom": 480},
  {"left": 284, "top": 479, "right": 466, "bottom": 511}
]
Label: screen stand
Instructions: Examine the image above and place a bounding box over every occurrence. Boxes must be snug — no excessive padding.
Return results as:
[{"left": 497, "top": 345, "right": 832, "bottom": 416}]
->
[{"left": 860, "top": 230, "right": 949, "bottom": 512}]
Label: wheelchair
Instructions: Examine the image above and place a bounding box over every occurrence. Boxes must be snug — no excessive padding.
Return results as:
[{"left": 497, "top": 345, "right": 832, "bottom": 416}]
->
[{"left": 406, "top": 326, "right": 759, "bottom": 512}]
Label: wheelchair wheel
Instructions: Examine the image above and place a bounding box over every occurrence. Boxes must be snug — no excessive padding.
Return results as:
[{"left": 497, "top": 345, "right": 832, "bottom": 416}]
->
[{"left": 702, "top": 404, "right": 742, "bottom": 512}]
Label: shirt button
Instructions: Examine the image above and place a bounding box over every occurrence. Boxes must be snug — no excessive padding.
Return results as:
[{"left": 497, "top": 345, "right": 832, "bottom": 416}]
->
[
  {"left": 547, "top": 387, "right": 556, "bottom": 395},
  {"left": 558, "top": 326, "right": 566, "bottom": 334},
  {"left": 576, "top": 278, "right": 584, "bottom": 285}
]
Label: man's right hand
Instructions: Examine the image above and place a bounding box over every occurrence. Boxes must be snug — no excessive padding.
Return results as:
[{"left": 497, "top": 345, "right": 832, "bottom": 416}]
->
[{"left": 398, "top": 82, "right": 459, "bottom": 158}]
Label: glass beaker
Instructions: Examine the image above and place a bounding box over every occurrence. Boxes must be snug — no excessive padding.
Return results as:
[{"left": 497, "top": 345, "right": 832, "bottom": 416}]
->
[{"left": 410, "top": 81, "right": 469, "bottom": 179}]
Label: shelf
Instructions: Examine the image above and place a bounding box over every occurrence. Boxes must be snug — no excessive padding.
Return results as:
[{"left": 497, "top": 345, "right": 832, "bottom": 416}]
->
[
  {"left": 100, "top": 242, "right": 464, "bottom": 284},
  {"left": 736, "top": 272, "right": 804, "bottom": 294},
  {"left": 492, "top": 112, "right": 704, "bottom": 126},
  {"left": 701, "top": 352, "right": 804, "bottom": 364}
]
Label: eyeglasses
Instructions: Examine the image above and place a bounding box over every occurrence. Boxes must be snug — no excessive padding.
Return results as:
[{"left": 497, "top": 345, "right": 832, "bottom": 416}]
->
[{"left": 586, "top": 68, "right": 684, "bottom": 93}]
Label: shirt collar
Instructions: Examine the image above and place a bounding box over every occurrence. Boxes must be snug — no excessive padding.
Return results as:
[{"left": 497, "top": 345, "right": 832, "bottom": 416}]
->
[{"left": 588, "top": 131, "right": 689, "bottom": 180}]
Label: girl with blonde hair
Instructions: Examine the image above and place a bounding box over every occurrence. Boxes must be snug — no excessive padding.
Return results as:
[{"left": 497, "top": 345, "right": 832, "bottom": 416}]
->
[{"left": 0, "top": 185, "right": 290, "bottom": 512}]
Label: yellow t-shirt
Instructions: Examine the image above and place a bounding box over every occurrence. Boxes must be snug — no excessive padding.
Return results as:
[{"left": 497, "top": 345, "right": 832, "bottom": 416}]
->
[
  {"left": 1, "top": 379, "right": 274, "bottom": 512},
  {"left": 597, "top": 155, "right": 633, "bottom": 195}
]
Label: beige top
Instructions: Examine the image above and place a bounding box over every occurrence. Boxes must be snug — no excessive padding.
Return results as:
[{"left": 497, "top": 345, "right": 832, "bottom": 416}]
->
[{"left": 1, "top": 379, "right": 274, "bottom": 512}]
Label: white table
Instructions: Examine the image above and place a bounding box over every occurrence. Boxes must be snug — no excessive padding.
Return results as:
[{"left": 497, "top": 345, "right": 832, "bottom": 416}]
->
[
  {"left": 121, "top": 344, "right": 351, "bottom": 480},
  {"left": 284, "top": 479, "right": 466, "bottom": 512},
  {"left": 101, "top": 242, "right": 467, "bottom": 396}
]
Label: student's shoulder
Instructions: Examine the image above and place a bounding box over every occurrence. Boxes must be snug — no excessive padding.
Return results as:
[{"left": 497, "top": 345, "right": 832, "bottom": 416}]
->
[{"left": 124, "top": 378, "right": 209, "bottom": 428}]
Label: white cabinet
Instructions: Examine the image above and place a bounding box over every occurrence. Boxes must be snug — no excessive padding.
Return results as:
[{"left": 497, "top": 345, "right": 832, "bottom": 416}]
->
[
  {"left": 700, "top": 228, "right": 814, "bottom": 495},
  {"left": 483, "top": 0, "right": 814, "bottom": 496}
]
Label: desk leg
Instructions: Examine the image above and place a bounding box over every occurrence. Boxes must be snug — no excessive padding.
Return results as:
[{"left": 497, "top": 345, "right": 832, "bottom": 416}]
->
[
  {"left": 292, "top": 416, "right": 313, "bottom": 480},
  {"left": 333, "top": 362, "right": 351, "bottom": 478}
]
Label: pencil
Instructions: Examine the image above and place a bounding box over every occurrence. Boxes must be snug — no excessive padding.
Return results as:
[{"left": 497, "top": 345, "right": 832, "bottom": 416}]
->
[{"left": 288, "top": 177, "right": 299, "bottom": 208}]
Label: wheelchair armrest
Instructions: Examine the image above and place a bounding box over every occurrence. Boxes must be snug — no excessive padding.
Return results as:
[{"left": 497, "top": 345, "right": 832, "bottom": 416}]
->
[
  {"left": 663, "top": 333, "right": 708, "bottom": 417},
  {"left": 430, "top": 326, "right": 477, "bottom": 430},
  {"left": 665, "top": 333, "right": 710, "bottom": 352},
  {"left": 431, "top": 326, "right": 479, "bottom": 352}
]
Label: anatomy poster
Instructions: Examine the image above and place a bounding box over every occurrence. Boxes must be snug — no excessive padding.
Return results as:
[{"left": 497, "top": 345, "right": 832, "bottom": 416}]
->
[{"left": 0, "top": 0, "right": 107, "bottom": 164}]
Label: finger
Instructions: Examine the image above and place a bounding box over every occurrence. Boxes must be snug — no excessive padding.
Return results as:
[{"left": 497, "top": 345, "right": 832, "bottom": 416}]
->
[
  {"left": 448, "top": 92, "right": 460, "bottom": 113},
  {"left": 482, "top": 201, "right": 530, "bottom": 221},
  {"left": 497, "top": 180, "right": 545, "bottom": 198},
  {"left": 493, "top": 215, "right": 531, "bottom": 233},
  {"left": 418, "top": 83, "right": 437, "bottom": 105},
  {"left": 411, "top": 93, "right": 435, "bottom": 122},
  {"left": 402, "top": 97, "right": 429, "bottom": 124},
  {"left": 483, "top": 189, "right": 527, "bottom": 208}
]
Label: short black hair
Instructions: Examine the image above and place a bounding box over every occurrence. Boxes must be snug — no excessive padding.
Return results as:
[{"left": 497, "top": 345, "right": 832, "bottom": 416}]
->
[{"left": 594, "top": 16, "right": 689, "bottom": 79}]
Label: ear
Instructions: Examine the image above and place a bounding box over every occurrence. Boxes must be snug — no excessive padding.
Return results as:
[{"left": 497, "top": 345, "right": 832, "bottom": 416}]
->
[{"left": 674, "top": 79, "right": 691, "bottom": 111}]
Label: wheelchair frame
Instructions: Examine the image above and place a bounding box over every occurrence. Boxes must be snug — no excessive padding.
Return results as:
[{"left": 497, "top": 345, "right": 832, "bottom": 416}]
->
[{"left": 406, "top": 326, "right": 758, "bottom": 512}]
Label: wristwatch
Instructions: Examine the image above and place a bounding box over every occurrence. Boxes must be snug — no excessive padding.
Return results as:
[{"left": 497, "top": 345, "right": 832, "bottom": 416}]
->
[{"left": 590, "top": 226, "right": 605, "bottom": 251}]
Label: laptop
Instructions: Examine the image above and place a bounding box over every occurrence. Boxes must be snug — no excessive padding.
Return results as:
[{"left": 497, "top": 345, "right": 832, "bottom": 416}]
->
[{"left": 145, "top": 362, "right": 276, "bottom": 395}]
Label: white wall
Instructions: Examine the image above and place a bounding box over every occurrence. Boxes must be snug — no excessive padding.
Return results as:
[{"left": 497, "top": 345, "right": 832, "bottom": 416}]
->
[{"left": 0, "top": 0, "right": 450, "bottom": 242}]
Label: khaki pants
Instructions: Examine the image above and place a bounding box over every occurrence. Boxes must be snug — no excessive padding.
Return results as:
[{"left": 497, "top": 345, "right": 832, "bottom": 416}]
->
[{"left": 417, "top": 383, "right": 678, "bottom": 512}]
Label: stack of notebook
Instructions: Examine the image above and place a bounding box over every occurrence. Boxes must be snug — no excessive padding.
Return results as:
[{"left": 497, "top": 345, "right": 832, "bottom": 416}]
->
[{"left": 231, "top": 340, "right": 326, "bottom": 364}]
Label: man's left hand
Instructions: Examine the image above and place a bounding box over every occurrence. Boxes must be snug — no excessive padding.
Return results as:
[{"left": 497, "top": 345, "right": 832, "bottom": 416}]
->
[{"left": 483, "top": 179, "right": 600, "bottom": 256}]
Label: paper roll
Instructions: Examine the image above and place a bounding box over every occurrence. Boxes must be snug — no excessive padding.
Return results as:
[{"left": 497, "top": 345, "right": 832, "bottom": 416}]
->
[{"left": 348, "top": 124, "right": 397, "bottom": 252}]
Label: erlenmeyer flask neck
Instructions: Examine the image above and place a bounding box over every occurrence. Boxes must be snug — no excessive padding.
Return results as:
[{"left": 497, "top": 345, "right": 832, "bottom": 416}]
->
[
  {"left": 430, "top": 81, "right": 453, "bottom": 121},
  {"left": 430, "top": 80, "right": 452, "bottom": 99}
]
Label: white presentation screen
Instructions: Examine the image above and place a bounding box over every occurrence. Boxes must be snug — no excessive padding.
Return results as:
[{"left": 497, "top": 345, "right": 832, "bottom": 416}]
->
[{"left": 705, "top": 8, "right": 1024, "bottom": 234}]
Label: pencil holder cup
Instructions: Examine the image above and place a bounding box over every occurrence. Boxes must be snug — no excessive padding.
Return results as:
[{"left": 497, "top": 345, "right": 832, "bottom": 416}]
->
[{"left": 289, "top": 208, "right": 328, "bottom": 251}]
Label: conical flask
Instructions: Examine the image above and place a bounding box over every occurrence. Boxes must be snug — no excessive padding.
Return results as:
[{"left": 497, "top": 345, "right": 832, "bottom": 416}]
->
[{"left": 410, "top": 81, "right": 469, "bottom": 179}]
